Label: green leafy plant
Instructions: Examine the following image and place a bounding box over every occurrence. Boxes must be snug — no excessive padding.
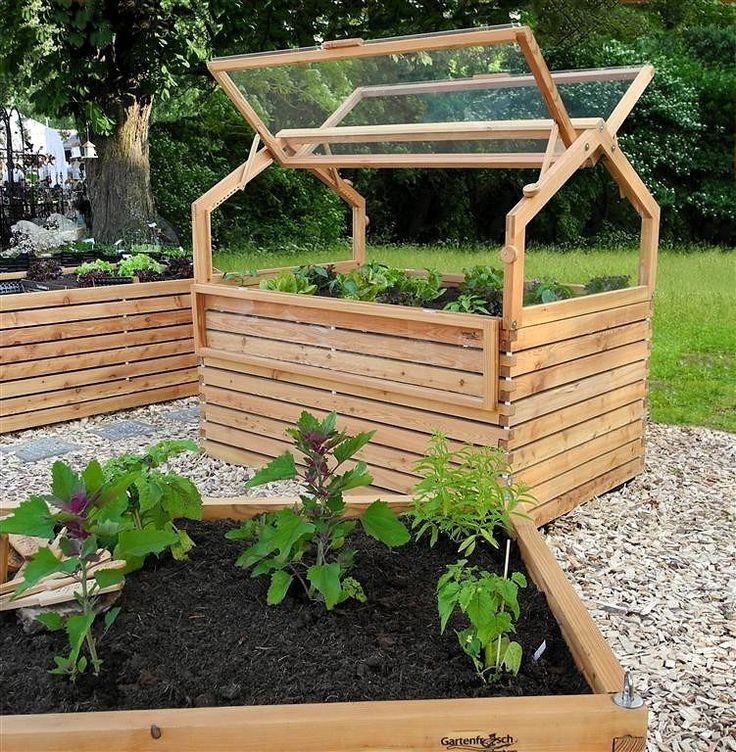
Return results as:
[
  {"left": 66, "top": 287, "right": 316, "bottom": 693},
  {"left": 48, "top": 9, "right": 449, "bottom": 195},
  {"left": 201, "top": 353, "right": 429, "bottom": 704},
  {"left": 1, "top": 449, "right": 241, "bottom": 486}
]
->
[
  {"left": 75, "top": 259, "right": 117, "bottom": 287},
  {"left": 584, "top": 275, "right": 630, "bottom": 294},
  {"left": 0, "top": 460, "right": 179, "bottom": 680},
  {"left": 295, "top": 264, "right": 341, "bottom": 296},
  {"left": 443, "top": 293, "right": 491, "bottom": 314},
  {"left": 437, "top": 559, "right": 526, "bottom": 681},
  {"left": 337, "top": 262, "right": 393, "bottom": 301},
  {"left": 226, "top": 412, "right": 410, "bottom": 609},
  {"left": 458, "top": 266, "right": 504, "bottom": 316},
  {"left": 259, "top": 270, "right": 317, "bottom": 295},
  {"left": 377, "top": 268, "right": 444, "bottom": 307},
  {"left": 524, "top": 278, "right": 575, "bottom": 305},
  {"left": 102, "top": 440, "right": 202, "bottom": 570},
  {"left": 411, "top": 433, "right": 531, "bottom": 554},
  {"left": 118, "top": 253, "right": 165, "bottom": 280}
]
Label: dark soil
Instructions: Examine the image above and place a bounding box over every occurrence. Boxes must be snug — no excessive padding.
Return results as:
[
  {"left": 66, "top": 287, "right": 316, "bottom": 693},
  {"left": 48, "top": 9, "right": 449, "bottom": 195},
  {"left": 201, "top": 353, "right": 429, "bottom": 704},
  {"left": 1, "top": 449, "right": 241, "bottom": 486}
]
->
[{"left": 0, "top": 521, "right": 589, "bottom": 715}]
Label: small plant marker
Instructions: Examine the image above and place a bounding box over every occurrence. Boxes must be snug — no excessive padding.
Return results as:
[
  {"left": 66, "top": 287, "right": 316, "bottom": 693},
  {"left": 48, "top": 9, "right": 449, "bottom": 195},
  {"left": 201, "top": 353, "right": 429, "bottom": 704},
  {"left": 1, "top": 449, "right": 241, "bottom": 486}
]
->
[{"left": 495, "top": 538, "right": 512, "bottom": 669}]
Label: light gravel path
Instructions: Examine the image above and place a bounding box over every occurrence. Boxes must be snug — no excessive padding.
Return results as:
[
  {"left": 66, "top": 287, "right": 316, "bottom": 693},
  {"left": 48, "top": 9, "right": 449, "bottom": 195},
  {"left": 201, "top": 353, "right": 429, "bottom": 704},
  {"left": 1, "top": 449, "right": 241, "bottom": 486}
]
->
[{"left": 1, "top": 399, "right": 734, "bottom": 750}]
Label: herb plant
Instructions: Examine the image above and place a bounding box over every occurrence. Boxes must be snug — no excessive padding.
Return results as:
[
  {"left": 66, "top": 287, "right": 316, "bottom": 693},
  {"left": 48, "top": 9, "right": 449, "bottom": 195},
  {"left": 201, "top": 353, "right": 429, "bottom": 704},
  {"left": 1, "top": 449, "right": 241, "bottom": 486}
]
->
[
  {"left": 102, "top": 440, "right": 202, "bottom": 570},
  {"left": 584, "top": 275, "right": 630, "bottom": 294},
  {"left": 0, "top": 460, "right": 179, "bottom": 680},
  {"left": 227, "top": 411, "right": 410, "bottom": 609},
  {"left": 118, "top": 253, "right": 165, "bottom": 280},
  {"left": 411, "top": 433, "right": 531, "bottom": 553},
  {"left": 524, "top": 278, "right": 574, "bottom": 305},
  {"left": 437, "top": 559, "right": 526, "bottom": 681}
]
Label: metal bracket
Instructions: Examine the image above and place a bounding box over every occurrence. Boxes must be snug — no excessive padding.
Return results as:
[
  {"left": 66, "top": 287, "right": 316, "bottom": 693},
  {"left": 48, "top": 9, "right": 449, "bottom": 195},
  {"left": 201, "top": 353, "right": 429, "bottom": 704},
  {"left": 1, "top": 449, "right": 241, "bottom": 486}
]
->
[{"left": 613, "top": 672, "right": 644, "bottom": 709}]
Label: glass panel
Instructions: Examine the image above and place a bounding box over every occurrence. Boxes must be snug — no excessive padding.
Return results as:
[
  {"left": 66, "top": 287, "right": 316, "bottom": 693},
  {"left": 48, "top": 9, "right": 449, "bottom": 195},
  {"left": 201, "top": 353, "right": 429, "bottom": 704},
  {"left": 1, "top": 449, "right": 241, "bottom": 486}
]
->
[{"left": 314, "top": 138, "right": 548, "bottom": 155}]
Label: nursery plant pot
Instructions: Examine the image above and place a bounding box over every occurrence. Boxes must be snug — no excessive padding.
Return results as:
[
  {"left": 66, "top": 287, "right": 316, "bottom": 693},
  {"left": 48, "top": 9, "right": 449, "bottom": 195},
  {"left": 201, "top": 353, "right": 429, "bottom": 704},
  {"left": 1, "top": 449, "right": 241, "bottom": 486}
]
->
[
  {"left": 20, "top": 278, "right": 76, "bottom": 293},
  {"left": 0, "top": 280, "right": 24, "bottom": 295},
  {"left": 0, "top": 497, "right": 649, "bottom": 752},
  {"left": 0, "top": 254, "right": 30, "bottom": 273},
  {"left": 91, "top": 276, "right": 134, "bottom": 286}
]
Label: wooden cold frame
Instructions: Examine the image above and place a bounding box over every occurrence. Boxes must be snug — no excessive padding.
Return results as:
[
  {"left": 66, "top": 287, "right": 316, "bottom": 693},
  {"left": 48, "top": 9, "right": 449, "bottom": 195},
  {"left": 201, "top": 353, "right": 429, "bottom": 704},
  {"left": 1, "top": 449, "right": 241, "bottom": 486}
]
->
[
  {"left": 190, "top": 26, "right": 659, "bottom": 522},
  {"left": 0, "top": 496, "right": 648, "bottom": 752},
  {"left": 0, "top": 279, "right": 198, "bottom": 434}
]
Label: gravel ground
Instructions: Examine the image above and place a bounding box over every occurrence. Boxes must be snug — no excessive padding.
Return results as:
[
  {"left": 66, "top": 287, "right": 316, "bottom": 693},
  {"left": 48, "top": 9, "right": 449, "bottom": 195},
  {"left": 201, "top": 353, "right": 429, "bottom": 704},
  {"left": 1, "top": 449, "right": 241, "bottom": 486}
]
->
[{"left": 0, "top": 398, "right": 734, "bottom": 750}]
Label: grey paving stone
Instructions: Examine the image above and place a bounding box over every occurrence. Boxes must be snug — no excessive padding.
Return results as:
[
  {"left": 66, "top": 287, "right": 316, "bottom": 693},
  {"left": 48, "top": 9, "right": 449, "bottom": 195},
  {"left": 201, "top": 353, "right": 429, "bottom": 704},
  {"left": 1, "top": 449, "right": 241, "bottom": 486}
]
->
[
  {"left": 91, "top": 420, "right": 157, "bottom": 442},
  {"left": 13, "top": 438, "right": 83, "bottom": 462},
  {"left": 163, "top": 407, "right": 201, "bottom": 423}
]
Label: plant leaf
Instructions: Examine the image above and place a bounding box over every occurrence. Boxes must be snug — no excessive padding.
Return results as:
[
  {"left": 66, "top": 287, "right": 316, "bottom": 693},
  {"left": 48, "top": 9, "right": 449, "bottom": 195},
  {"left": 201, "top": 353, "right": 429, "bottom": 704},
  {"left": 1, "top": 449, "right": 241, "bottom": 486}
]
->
[
  {"left": 0, "top": 495, "right": 55, "bottom": 539},
  {"left": 360, "top": 500, "right": 410, "bottom": 548},
  {"left": 266, "top": 570, "right": 293, "bottom": 605},
  {"left": 51, "top": 461, "right": 80, "bottom": 502},
  {"left": 245, "top": 452, "right": 296, "bottom": 488},
  {"left": 65, "top": 612, "right": 95, "bottom": 663},
  {"left": 501, "top": 640, "right": 523, "bottom": 675},
  {"left": 333, "top": 431, "right": 375, "bottom": 464},
  {"left": 13, "top": 548, "right": 79, "bottom": 598},
  {"left": 94, "top": 567, "right": 125, "bottom": 588},
  {"left": 36, "top": 611, "right": 64, "bottom": 632},
  {"left": 114, "top": 527, "right": 178, "bottom": 561},
  {"left": 81, "top": 460, "right": 105, "bottom": 496},
  {"left": 307, "top": 563, "right": 342, "bottom": 609},
  {"left": 103, "top": 606, "right": 121, "bottom": 635}
]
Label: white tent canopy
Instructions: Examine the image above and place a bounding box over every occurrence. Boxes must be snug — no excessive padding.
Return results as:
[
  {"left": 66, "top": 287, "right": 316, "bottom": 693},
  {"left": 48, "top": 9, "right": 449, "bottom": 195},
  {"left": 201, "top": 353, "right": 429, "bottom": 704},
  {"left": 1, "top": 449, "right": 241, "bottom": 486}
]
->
[{"left": 1, "top": 113, "right": 69, "bottom": 185}]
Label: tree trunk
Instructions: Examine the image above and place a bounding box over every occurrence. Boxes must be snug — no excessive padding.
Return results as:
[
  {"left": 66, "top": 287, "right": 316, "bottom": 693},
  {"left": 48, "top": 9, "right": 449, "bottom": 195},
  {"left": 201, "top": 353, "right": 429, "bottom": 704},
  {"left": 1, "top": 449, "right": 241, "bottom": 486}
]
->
[{"left": 85, "top": 98, "right": 155, "bottom": 242}]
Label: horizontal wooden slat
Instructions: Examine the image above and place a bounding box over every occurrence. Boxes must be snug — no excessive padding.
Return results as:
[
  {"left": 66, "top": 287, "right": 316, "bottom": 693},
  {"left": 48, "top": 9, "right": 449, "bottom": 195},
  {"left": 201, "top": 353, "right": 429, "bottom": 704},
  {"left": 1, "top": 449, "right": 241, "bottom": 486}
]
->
[
  {"left": 520, "top": 286, "right": 650, "bottom": 327},
  {"left": 0, "top": 324, "right": 193, "bottom": 366},
  {"left": 509, "top": 401, "right": 645, "bottom": 470},
  {"left": 201, "top": 364, "right": 507, "bottom": 445},
  {"left": 1, "top": 369, "right": 197, "bottom": 418},
  {"left": 0, "top": 279, "right": 192, "bottom": 312},
  {"left": 511, "top": 361, "right": 647, "bottom": 424},
  {"left": 1, "top": 294, "right": 191, "bottom": 329},
  {"left": 502, "top": 302, "right": 650, "bottom": 351},
  {"left": 206, "top": 311, "right": 483, "bottom": 371},
  {"left": 501, "top": 341, "right": 649, "bottom": 400},
  {"left": 501, "top": 320, "right": 650, "bottom": 376},
  {"left": 2, "top": 354, "right": 198, "bottom": 398},
  {"left": 2, "top": 309, "right": 193, "bottom": 346},
  {"left": 517, "top": 420, "right": 644, "bottom": 488},
  {"left": 0, "top": 382, "right": 197, "bottom": 434}
]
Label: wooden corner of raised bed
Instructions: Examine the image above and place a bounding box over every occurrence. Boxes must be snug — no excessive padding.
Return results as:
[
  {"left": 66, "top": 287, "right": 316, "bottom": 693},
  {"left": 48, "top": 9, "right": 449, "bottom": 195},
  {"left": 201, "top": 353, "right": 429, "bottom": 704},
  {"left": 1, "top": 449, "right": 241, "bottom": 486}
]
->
[{"left": 1, "top": 497, "right": 648, "bottom": 752}]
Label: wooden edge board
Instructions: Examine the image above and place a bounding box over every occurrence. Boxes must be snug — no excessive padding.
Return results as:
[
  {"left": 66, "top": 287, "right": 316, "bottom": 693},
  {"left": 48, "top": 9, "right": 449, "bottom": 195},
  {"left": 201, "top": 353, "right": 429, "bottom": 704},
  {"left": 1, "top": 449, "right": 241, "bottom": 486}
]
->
[{"left": 0, "top": 495, "right": 646, "bottom": 752}]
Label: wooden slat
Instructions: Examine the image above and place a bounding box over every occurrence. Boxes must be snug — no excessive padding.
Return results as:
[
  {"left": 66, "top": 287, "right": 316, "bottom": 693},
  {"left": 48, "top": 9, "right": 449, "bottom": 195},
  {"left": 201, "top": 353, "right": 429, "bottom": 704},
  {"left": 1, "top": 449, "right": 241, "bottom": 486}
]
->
[
  {"left": 1, "top": 369, "right": 197, "bottom": 418},
  {"left": 502, "top": 320, "right": 650, "bottom": 376},
  {"left": 206, "top": 312, "right": 483, "bottom": 371},
  {"left": 2, "top": 354, "right": 198, "bottom": 399},
  {"left": 500, "top": 341, "right": 649, "bottom": 400},
  {"left": 511, "top": 362, "right": 647, "bottom": 424},
  {"left": 509, "top": 401, "right": 645, "bottom": 470},
  {"left": 517, "top": 421, "right": 644, "bottom": 488},
  {"left": 282, "top": 153, "right": 548, "bottom": 170},
  {"left": 530, "top": 458, "right": 644, "bottom": 527},
  {"left": 0, "top": 279, "right": 192, "bottom": 312},
  {"left": 503, "top": 302, "right": 650, "bottom": 352},
  {"left": 2, "top": 309, "right": 192, "bottom": 347},
  {"left": 0, "top": 382, "right": 198, "bottom": 434},
  {"left": 1, "top": 294, "right": 191, "bottom": 329}
]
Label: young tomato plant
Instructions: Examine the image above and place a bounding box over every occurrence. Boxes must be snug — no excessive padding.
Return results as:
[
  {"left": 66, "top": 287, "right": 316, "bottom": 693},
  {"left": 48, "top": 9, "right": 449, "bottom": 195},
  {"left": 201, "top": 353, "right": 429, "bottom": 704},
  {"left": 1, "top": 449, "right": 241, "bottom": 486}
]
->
[
  {"left": 0, "top": 460, "right": 179, "bottom": 680},
  {"left": 411, "top": 433, "right": 532, "bottom": 553},
  {"left": 437, "top": 559, "right": 526, "bottom": 681},
  {"left": 102, "top": 439, "right": 202, "bottom": 570},
  {"left": 227, "top": 411, "right": 410, "bottom": 609}
]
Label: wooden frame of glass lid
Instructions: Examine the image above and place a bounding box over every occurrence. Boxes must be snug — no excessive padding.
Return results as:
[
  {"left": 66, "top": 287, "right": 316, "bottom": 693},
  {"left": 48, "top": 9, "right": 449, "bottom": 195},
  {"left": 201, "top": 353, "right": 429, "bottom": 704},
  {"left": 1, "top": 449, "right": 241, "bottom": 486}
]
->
[{"left": 192, "top": 25, "right": 660, "bottom": 524}]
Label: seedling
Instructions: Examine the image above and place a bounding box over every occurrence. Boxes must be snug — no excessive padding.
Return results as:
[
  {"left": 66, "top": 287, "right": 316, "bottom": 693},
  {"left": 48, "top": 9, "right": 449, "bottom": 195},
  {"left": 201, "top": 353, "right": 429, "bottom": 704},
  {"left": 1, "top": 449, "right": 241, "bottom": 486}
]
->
[
  {"left": 437, "top": 552, "right": 526, "bottom": 682},
  {"left": 411, "top": 432, "right": 531, "bottom": 554},
  {"left": 227, "top": 411, "right": 410, "bottom": 609},
  {"left": 0, "top": 460, "right": 179, "bottom": 680}
]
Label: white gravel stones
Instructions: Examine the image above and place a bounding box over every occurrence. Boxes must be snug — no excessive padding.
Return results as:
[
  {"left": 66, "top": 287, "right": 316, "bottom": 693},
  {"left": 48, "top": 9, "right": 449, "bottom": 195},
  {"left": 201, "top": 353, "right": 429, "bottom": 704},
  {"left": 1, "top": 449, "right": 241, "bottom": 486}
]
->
[{"left": 0, "top": 403, "right": 733, "bottom": 750}]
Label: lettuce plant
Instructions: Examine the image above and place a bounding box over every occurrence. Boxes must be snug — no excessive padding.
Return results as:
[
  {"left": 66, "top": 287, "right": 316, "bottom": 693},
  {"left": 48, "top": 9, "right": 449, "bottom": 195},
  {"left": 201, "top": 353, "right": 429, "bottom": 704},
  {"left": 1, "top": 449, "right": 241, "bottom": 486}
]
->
[
  {"left": 118, "top": 253, "right": 165, "bottom": 278},
  {"left": 259, "top": 270, "right": 317, "bottom": 294},
  {"left": 443, "top": 293, "right": 491, "bottom": 314},
  {"left": 227, "top": 411, "right": 409, "bottom": 609},
  {"left": 411, "top": 433, "right": 531, "bottom": 554},
  {"left": 437, "top": 559, "right": 526, "bottom": 681},
  {"left": 0, "top": 461, "right": 179, "bottom": 680},
  {"left": 524, "top": 278, "right": 574, "bottom": 304}
]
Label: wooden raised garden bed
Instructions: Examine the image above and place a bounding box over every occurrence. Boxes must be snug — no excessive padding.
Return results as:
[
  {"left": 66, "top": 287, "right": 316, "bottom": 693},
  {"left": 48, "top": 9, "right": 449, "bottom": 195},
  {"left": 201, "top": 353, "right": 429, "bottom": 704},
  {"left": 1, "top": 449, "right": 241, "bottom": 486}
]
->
[
  {"left": 0, "top": 495, "right": 647, "bottom": 752},
  {"left": 0, "top": 279, "right": 198, "bottom": 433},
  {"left": 191, "top": 25, "right": 660, "bottom": 526}
]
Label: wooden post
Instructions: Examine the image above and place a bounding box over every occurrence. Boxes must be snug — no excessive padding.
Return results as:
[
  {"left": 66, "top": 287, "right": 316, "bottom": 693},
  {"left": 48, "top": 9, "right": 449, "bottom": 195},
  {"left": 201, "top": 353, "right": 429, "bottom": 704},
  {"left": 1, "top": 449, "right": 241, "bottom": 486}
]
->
[{"left": 0, "top": 534, "right": 9, "bottom": 584}]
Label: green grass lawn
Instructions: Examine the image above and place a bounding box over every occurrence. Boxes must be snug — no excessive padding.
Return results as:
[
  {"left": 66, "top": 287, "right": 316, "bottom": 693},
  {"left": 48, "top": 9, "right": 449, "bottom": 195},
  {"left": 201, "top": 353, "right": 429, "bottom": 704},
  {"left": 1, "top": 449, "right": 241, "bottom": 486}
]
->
[{"left": 214, "top": 245, "right": 736, "bottom": 433}]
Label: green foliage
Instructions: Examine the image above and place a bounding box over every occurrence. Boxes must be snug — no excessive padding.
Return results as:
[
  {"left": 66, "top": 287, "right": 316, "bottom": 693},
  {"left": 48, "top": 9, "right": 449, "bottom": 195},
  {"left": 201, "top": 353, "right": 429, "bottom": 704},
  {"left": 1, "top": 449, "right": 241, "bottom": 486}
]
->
[
  {"left": 295, "top": 264, "right": 342, "bottom": 296},
  {"left": 118, "top": 254, "right": 165, "bottom": 278},
  {"left": 524, "top": 278, "right": 575, "bottom": 305},
  {"left": 411, "top": 433, "right": 531, "bottom": 554},
  {"left": 27, "top": 256, "right": 63, "bottom": 281},
  {"left": 259, "top": 270, "right": 317, "bottom": 294},
  {"left": 437, "top": 559, "right": 526, "bottom": 681},
  {"left": 102, "top": 440, "right": 202, "bottom": 569},
  {"left": 0, "top": 459, "right": 177, "bottom": 680},
  {"left": 584, "top": 275, "right": 630, "bottom": 294},
  {"left": 376, "top": 268, "right": 444, "bottom": 307},
  {"left": 443, "top": 294, "right": 491, "bottom": 315},
  {"left": 457, "top": 266, "right": 504, "bottom": 315},
  {"left": 74, "top": 259, "right": 116, "bottom": 277},
  {"left": 227, "top": 411, "right": 409, "bottom": 610}
]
